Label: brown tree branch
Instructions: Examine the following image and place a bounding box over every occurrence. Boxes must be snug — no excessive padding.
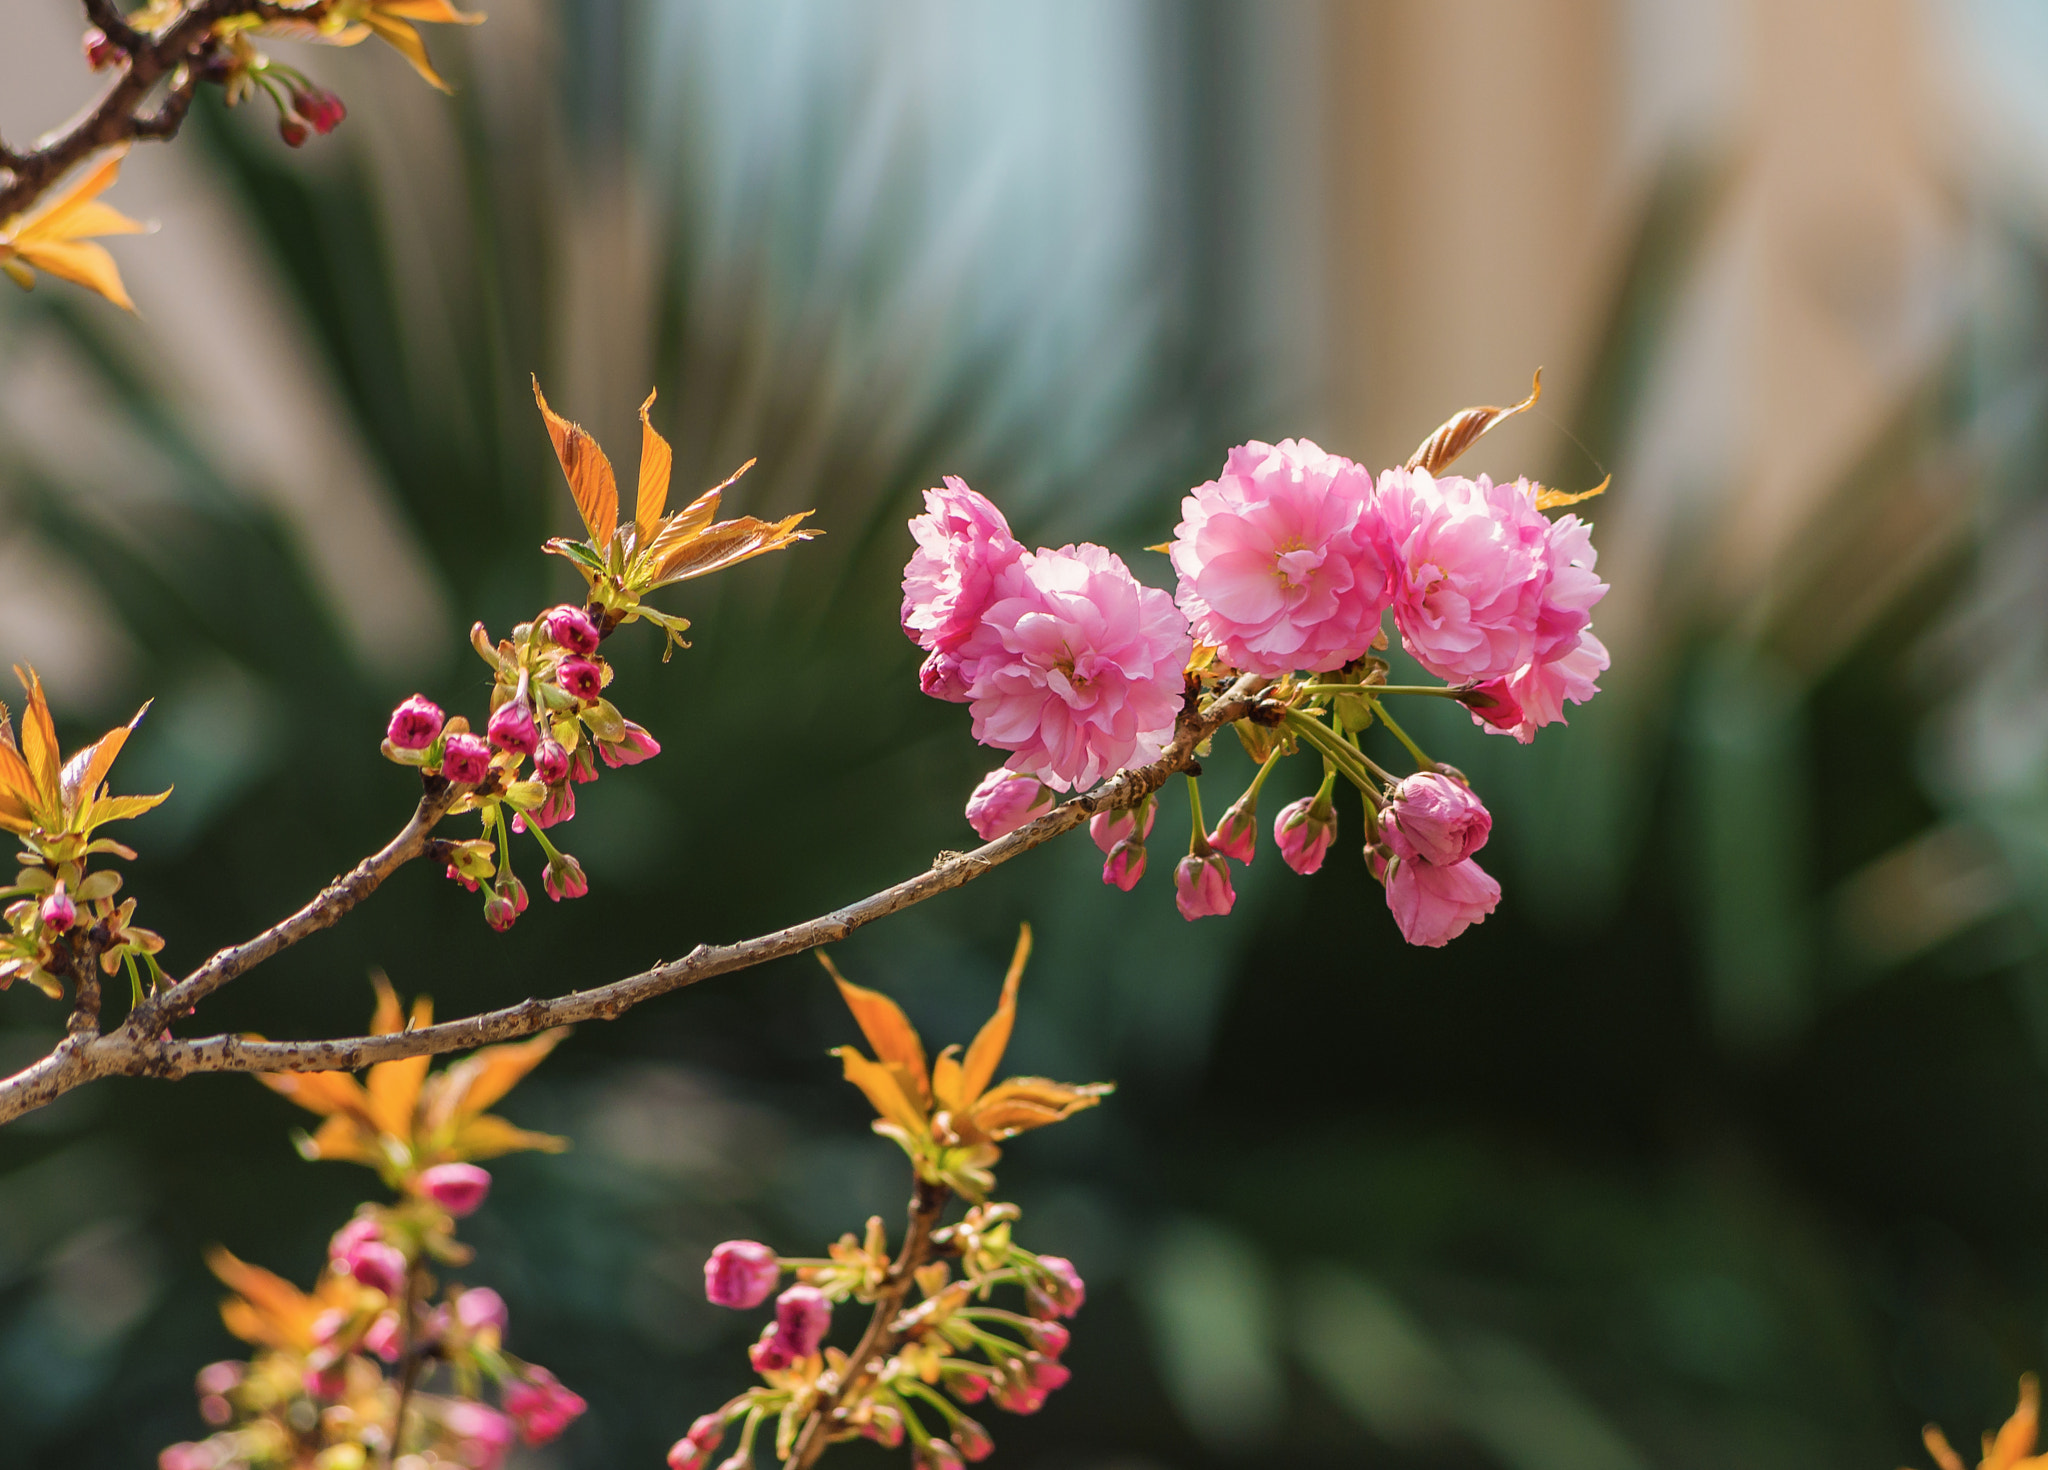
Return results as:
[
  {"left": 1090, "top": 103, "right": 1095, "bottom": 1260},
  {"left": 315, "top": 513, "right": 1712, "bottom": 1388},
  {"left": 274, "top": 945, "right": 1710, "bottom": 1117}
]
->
[
  {"left": 126, "top": 783, "right": 459, "bottom": 1037},
  {"left": 0, "top": 691, "right": 1258, "bottom": 1125},
  {"left": 0, "top": 0, "right": 328, "bottom": 222},
  {"left": 785, "top": 1177, "right": 951, "bottom": 1470}
]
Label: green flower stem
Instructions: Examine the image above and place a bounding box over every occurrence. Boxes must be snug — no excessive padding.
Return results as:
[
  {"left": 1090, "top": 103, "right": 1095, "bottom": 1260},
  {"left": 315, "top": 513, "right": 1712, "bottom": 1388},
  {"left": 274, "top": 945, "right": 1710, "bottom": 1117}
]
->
[
  {"left": 491, "top": 804, "right": 513, "bottom": 873},
  {"left": 1186, "top": 774, "right": 1210, "bottom": 854},
  {"left": 735, "top": 1406, "right": 766, "bottom": 1463},
  {"left": 1243, "top": 746, "right": 1282, "bottom": 804},
  {"left": 1296, "top": 683, "right": 1466, "bottom": 699},
  {"left": 899, "top": 1379, "right": 964, "bottom": 1429},
  {"left": 1312, "top": 764, "right": 1339, "bottom": 812},
  {"left": 1369, "top": 699, "right": 1437, "bottom": 772},
  {"left": 526, "top": 818, "right": 565, "bottom": 866},
  {"left": 1281, "top": 711, "right": 1379, "bottom": 798}
]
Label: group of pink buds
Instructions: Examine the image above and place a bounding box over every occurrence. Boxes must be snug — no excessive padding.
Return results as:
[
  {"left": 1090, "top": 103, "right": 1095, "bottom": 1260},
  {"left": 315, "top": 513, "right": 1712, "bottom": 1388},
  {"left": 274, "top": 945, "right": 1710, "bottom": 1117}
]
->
[
  {"left": 81, "top": 25, "right": 346, "bottom": 147},
  {"left": 673, "top": 1209, "right": 1086, "bottom": 1470},
  {"left": 381, "top": 602, "right": 659, "bottom": 930}
]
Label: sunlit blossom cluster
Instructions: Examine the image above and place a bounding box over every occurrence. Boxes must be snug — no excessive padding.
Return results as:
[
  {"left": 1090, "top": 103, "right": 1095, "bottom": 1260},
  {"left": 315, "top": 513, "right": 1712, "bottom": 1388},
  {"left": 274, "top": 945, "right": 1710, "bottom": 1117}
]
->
[{"left": 904, "top": 419, "right": 1610, "bottom": 947}]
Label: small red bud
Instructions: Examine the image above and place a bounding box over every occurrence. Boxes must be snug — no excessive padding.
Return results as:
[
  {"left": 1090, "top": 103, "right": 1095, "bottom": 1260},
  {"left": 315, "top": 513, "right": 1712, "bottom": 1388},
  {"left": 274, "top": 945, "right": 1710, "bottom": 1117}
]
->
[
  {"left": 417, "top": 1162, "right": 492, "bottom": 1217},
  {"left": 40, "top": 884, "right": 76, "bottom": 932},
  {"left": 82, "top": 27, "right": 125, "bottom": 70},
  {"left": 294, "top": 86, "right": 346, "bottom": 135},
  {"left": 278, "top": 117, "right": 309, "bottom": 148}
]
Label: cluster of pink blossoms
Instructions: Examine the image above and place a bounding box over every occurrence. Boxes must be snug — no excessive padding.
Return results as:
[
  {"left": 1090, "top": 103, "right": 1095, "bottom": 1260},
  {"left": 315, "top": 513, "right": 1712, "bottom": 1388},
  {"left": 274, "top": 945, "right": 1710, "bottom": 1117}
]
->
[
  {"left": 381, "top": 602, "right": 661, "bottom": 930},
  {"left": 903, "top": 430, "right": 1609, "bottom": 948}
]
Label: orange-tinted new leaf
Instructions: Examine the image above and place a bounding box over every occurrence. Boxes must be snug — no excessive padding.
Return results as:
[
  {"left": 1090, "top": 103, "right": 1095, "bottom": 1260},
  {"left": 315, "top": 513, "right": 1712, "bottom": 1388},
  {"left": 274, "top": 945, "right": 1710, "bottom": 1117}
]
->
[
  {"left": 257, "top": 1067, "right": 376, "bottom": 1123},
  {"left": 649, "top": 511, "right": 817, "bottom": 586},
  {"left": 446, "top": 1113, "right": 569, "bottom": 1160},
  {"left": 14, "top": 666, "right": 59, "bottom": 808},
  {"left": 822, "top": 953, "right": 930, "bottom": 1101},
  {"left": 1532, "top": 474, "right": 1610, "bottom": 511},
  {"left": 634, "top": 389, "right": 674, "bottom": 540},
  {"left": 439, "top": 1030, "right": 569, "bottom": 1123},
  {"left": 833, "top": 1046, "right": 929, "bottom": 1136},
  {"left": 532, "top": 377, "right": 619, "bottom": 546},
  {"left": 1406, "top": 369, "right": 1543, "bottom": 475},
  {"left": 959, "top": 924, "right": 1030, "bottom": 1106}
]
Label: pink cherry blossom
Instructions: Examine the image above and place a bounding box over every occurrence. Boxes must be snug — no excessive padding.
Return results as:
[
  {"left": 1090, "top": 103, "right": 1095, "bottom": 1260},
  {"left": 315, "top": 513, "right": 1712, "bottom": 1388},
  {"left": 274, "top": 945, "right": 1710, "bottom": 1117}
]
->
[
  {"left": 1172, "top": 852, "right": 1235, "bottom": 921},
  {"left": 542, "top": 604, "right": 601, "bottom": 655},
  {"left": 387, "top": 693, "right": 445, "bottom": 750},
  {"left": 504, "top": 1367, "right": 586, "bottom": 1445},
  {"left": 440, "top": 732, "right": 492, "bottom": 785},
  {"left": 704, "top": 1240, "right": 781, "bottom": 1309},
  {"left": 1170, "top": 439, "right": 1389, "bottom": 676},
  {"left": 964, "top": 768, "right": 1053, "bottom": 840},
  {"left": 418, "top": 1162, "right": 492, "bottom": 1216},
  {"left": 902, "top": 477, "right": 1027, "bottom": 702},
  {"left": 598, "top": 721, "right": 660, "bottom": 767},
  {"left": 487, "top": 698, "right": 540, "bottom": 756},
  {"left": 1470, "top": 504, "right": 1610, "bottom": 741},
  {"left": 1381, "top": 854, "right": 1500, "bottom": 947},
  {"left": 1380, "top": 773, "right": 1491, "bottom": 867},
  {"left": 1375, "top": 468, "right": 1551, "bottom": 683},
  {"left": 456, "top": 1287, "right": 509, "bottom": 1335},
  {"left": 962, "top": 544, "right": 1191, "bottom": 791}
]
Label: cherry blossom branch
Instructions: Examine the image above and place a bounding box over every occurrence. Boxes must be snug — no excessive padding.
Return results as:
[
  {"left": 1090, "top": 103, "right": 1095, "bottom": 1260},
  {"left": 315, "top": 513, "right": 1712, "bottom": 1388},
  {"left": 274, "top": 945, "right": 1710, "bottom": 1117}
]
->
[
  {"left": 0, "top": 691, "right": 1259, "bottom": 1125},
  {"left": 786, "top": 1177, "right": 951, "bottom": 1470},
  {"left": 0, "top": 0, "right": 327, "bottom": 221}
]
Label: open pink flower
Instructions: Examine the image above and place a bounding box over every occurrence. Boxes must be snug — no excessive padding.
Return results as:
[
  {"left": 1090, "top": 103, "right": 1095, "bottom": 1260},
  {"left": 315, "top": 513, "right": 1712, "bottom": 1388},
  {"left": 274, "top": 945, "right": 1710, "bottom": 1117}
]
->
[
  {"left": 1474, "top": 507, "right": 1611, "bottom": 741},
  {"left": 1380, "top": 774, "right": 1491, "bottom": 867},
  {"left": 1171, "top": 439, "right": 1389, "bottom": 676},
  {"left": 1381, "top": 854, "right": 1500, "bottom": 947},
  {"left": 1375, "top": 468, "right": 1550, "bottom": 683},
  {"left": 963, "top": 544, "right": 1191, "bottom": 791},
  {"left": 903, "top": 477, "right": 1027, "bottom": 702}
]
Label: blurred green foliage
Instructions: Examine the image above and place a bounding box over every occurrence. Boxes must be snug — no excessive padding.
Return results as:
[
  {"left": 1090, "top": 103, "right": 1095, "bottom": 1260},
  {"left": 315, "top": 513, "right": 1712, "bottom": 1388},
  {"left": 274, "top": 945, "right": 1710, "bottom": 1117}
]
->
[{"left": 2, "top": 4, "right": 2047, "bottom": 1469}]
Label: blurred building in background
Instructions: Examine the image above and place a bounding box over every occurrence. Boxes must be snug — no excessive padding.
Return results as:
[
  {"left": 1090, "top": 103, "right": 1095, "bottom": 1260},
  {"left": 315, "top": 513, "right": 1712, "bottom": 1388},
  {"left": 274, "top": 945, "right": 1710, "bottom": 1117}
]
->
[{"left": 3, "top": 2, "right": 2048, "bottom": 1467}]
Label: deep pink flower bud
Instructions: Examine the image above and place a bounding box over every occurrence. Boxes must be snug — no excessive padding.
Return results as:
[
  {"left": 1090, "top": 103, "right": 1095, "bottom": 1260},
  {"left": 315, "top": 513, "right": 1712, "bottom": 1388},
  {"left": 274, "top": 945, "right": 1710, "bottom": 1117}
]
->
[
  {"left": 448, "top": 864, "right": 480, "bottom": 892},
  {"left": 748, "top": 1329, "right": 794, "bottom": 1373},
  {"left": 667, "top": 1435, "right": 712, "bottom": 1470},
  {"left": 159, "top": 1444, "right": 206, "bottom": 1470},
  {"left": 441, "top": 732, "right": 492, "bottom": 785},
  {"left": 946, "top": 1367, "right": 992, "bottom": 1403},
  {"left": 363, "top": 1310, "right": 403, "bottom": 1362},
  {"left": 1274, "top": 794, "right": 1337, "bottom": 875},
  {"left": 1101, "top": 839, "right": 1146, "bottom": 891},
  {"left": 488, "top": 698, "right": 540, "bottom": 755},
  {"left": 543, "top": 604, "right": 601, "bottom": 655},
  {"left": 40, "top": 884, "right": 76, "bottom": 932},
  {"left": 1208, "top": 788, "right": 1258, "bottom": 864},
  {"left": 199, "top": 1393, "right": 233, "bottom": 1426},
  {"left": 329, "top": 1216, "right": 381, "bottom": 1264},
  {"left": 196, "top": 1361, "right": 243, "bottom": 1397},
  {"left": 418, "top": 1162, "right": 492, "bottom": 1216},
  {"left": 443, "top": 1402, "right": 515, "bottom": 1470},
  {"left": 484, "top": 889, "right": 518, "bottom": 932},
  {"left": 860, "top": 1405, "right": 906, "bottom": 1447},
  {"left": 556, "top": 657, "right": 603, "bottom": 703},
  {"left": 571, "top": 744, "right": 600, "bottom": 783},
  {"left": 1026, "top": 1355, "right": 1071, "bottom": 1393},
  {"left": 992, "top": 1380, "right": 1046, "bottom": 1415},
  {"left": 964, "top": 768, "right": 1053, "bottom": 840},
  {"left": 1032, "top": 1256, "right": 1085, "bottom": 1317},
  {"left": 1173, "top": 852, "right": 1235, "bottom": 921},
  {"left": 1457, "top": 677, "right": 1524, "bottom": 733},
  {"left": 1088, "top": 795, "right": 1155, "bottom": 854},
  {"left": 1030, "top": 1320, "right": 1070, "bottom": 1357},
  {"left": 387, "top": 693, "right": 445, "bottom": 750},
  {"left": 456, "top": 1286, "right": 508, "bottom": 1335},
  {"left": 533, "top": 737, "right": 570, "bottom": 785},
  {"left": 704, "top": 1240, "right": 781, "bottom": 1309},
  {"left": 279, "top": 116, "right": 309, "bottom": 148},
  {"left": 772, "top": 1283, "right": 831, "bottom": 1358},
  {"left": 598, "top": 721, "right": 660, "bottom": 767},
  {"left": 542, "top": 853, "right": 588, "bottom": 902},
  {"left": 292, "top": 86, "right": 346, "bottom": 135},
  {"left": 302, "top": 1364, "right": 346, "bottom": 1398},
  {"left": 504, "top": 1367, "right": 587, "bottom": 1445},
  {"left": 1381, "top": 772, "right": 1491, "bottom": 867},
  {"left": 340, "top": 1239, "right": 407, "bottom": 1298},
  {"left": 952, "top": 1416, "right": 995, "bottom": 1462},
  {"left": 83, "top": 27, "right": 125, "bottom": 69},
  {"left": 919, "top": 1439, "right": 965, "bottom": 1470}
]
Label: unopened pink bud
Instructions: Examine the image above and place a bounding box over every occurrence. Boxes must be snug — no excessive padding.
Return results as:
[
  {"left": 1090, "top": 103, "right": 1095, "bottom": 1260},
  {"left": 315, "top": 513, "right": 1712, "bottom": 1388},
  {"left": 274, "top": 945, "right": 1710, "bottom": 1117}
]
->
[
  {"left": 519, "top": 782, "right": 576, "bottom": 830},
  {"left": 292, "top": 85, "right": 346, "bottom": 135},
  {"left": 1274, "top": 795, "right": 1337, "bottom": 875},
  {"left": 1030, "top": 1320, "right": 1070, "bottom": 1357},
  {"left": 1208, "top": 789, "right": 1258, "bottom": 864},
  {"left": 1026, "top": 1356, "right": 1070, "bottom": 1393},
  {"left": 704, "top": 1240, "right": 780, "bottom": 1309},
  {"left": 749, "top": 1330, "right": 794, "bottom": 1373},
  {"left": 279, "top": 117, "right": 309, "bottom": 148},
  {"left": 40, "top": 884, "right": 75, "bottom": 932},
  {"left": 443, "top": 1402, "right": 515, "bottom": 1469},
  {"left": 598, "top": 720, "right": 660, "bottom": 767},
  {"left": 771, "top": 1283, "right": 831, "bottom": 1358},
  {"left": 533, "top": 737, "right": 570, "bottom": 785},
  {"left": 488, "top": 698, "right": 540, "bottom": 755},
  {"left": 363, "top": 1311, "right": 403, "bottom": 1362},
  {"left": 341, "top": 1239, "right": 407, "bottom": 1298},
  {"left": 556, "top": 657, "right": 603, "bottom": 703},
  {"left": 302, "top": 1364, "right": 346, "bottom": 1399},
  {"left": 503, "top": 1367, "right": 587, "bottom": 1445},
  {"left": 668, "top": 1436, "right": 712, "bottom": 1470},
  {"left": 1088, "top": 795, "right": 1156, "bottom": 854},
  {"left": 1172, "top": 852, "right": 1235, "bottom": 921},
  {"left": 418, "top": 1162, "right": 492, "bottom": 1217},
  {"left": 329, "top": 1216, "right": 381, "bottom": 1263},
  {"left": 542, "top": 605, "right": 601, "bottom": 655},
  {"left": 947, "top": 1367, "right": 992, "bottom": 1403},
  {"left": 859, "top": 1404, "right": 905, "bottom": 1447},
  {"left": 920, "top": 1439, "right": 965, "bottom": 1470},
  {"left": 964, "top": 768, "right": 1052, "bottom": 841},
  {"left": 455, "top": 1286, "right": 508, "bottom": 1335},
  {"left": 1457, "top": 677, "right": 1524, "bottom": 733},
  {"left": 571, "top": 744, "right": 601, "bottom": 784},
  {"left": 992, "top": 1380, "right": 1046, "bottom": 1415},
  {"left": 83, "top": 27, "right": 125, "bottom": 69},
  {"left": 952, "top": 1417, "right": 995, "bottom": 1462},
  {"left": 441, "top": 732, "right": 492, "bottom": 785},
  {"left": 1032, "top": 1255, "right": 1086, "bottom": 1317},
  {"left": 1381, "top": 772, "right": 1491, "bottom": 867},
  {"left": 1101, "top": 839, "right": 1145, "bottom": 891},
  {"left": 542, "top": 853, "right": 588, "bottom": 902},
  {"left": 387, "top": 694, "right": 445, "bottom": 750}
]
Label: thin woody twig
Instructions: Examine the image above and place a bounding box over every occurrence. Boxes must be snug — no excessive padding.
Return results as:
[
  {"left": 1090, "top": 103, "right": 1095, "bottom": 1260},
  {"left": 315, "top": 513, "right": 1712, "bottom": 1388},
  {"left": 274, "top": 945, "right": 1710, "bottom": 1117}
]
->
[{"left": 0, "top": 692, "right": 1256, "bottom": 1126}]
